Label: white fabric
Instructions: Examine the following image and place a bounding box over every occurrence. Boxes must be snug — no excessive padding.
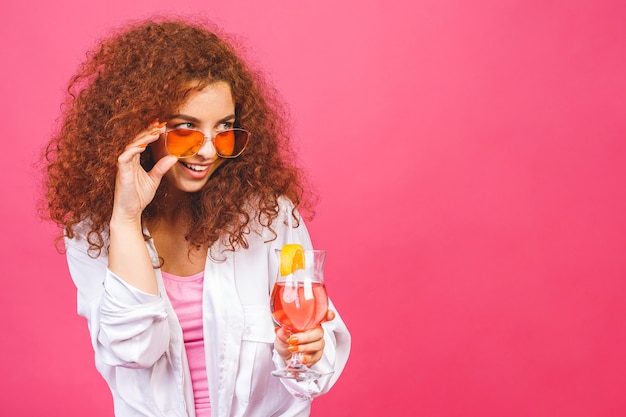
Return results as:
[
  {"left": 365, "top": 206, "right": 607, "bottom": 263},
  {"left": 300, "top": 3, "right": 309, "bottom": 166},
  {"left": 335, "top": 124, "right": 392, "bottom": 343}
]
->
[{"left": 65, "top": 200, "right": 351, "bottom": 417}]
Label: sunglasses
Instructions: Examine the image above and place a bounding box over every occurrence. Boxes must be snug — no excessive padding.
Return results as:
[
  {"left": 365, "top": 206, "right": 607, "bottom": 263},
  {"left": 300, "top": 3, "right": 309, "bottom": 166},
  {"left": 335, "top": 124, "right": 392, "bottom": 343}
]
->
[{"left": 164, "top": 128, "right": 250, "bottom": 159}]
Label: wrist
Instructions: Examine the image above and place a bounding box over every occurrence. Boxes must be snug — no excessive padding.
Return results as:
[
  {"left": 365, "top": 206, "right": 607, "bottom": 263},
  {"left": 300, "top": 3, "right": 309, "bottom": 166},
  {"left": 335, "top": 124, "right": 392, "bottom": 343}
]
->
[{"left": 110, "top": 211, "right": 143, "bottom": 230}]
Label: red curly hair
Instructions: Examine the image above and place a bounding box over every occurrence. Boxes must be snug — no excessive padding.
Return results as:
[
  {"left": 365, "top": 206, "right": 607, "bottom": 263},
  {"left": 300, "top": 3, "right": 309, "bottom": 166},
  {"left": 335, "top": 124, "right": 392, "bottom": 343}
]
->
[{"left": 44, "top": 17, "right": 314, "bottom": 255}]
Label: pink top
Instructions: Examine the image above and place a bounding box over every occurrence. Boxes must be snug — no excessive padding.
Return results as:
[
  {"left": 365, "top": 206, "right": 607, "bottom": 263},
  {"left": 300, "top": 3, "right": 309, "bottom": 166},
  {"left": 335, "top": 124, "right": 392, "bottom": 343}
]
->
[{"left": 162, "top": 271, "right": 211, "bottom": 417}]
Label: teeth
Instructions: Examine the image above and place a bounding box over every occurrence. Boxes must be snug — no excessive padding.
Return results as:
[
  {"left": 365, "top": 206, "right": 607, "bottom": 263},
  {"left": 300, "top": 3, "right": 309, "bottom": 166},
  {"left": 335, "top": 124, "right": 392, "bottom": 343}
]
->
[{"left": 181, "top": 162, "right": 209, "bottom": 172}]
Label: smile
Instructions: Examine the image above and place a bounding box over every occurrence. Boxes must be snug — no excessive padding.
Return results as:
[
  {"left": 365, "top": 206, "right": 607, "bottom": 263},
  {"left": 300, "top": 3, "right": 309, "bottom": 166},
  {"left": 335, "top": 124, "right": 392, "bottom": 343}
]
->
[{"left": 180, "top": 161, "right": 209, "bottom": 172}]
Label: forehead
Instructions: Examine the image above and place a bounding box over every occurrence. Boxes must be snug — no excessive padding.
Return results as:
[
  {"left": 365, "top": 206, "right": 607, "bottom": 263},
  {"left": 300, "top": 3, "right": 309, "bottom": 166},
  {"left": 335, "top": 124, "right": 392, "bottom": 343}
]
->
[{"left": 175, "top": 81, "right": 234, "bottom": 116}]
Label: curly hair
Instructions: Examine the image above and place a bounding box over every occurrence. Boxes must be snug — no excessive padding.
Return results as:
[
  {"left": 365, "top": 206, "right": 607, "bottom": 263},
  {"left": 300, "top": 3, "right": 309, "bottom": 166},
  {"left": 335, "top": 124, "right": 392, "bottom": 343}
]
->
[{"left": 44, "top": 17, "right": 314, "bottom": 255}]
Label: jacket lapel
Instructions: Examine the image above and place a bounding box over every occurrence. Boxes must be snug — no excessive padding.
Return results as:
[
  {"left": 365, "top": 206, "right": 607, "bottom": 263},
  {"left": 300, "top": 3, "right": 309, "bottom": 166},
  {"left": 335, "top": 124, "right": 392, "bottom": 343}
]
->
[{"left": 202, "top": 248, "right": 244, "bottom": 417}]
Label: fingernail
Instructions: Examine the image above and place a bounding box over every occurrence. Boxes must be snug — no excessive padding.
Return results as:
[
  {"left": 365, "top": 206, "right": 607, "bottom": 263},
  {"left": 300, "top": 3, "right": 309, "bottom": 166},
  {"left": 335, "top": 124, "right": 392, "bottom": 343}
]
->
[
  {"left": 287, "top": 336, "right": 298, "bottom": 345},
  {"left": 274, "top": 326, "right": 280, "bottom": 333},
  {"left": 328, "top": 311, "right": 336, "bottom": 321},
  {"left": 138, "top": 144, "right": 148, "bottom": 148},
  {"left": 288, "top": 345, "right": 299, "bottom": 352},
  {"left": 301, "top": 356, "right": 308, "bottom": 364},
  {"left": 150, "top": 118, "right": 159, "bottom": 126},
  {"left": 157, "top": 121, "right": 167, "bottom": 128}
]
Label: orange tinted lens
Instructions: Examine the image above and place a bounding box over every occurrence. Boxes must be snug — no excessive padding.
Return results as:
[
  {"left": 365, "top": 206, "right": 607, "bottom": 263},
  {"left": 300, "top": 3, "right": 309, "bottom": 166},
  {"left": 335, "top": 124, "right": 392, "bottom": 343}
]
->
[
  {"left": 215, "top": 130, "right": 248, "bottom": 157},
  {"left": 166, "top": 129, "right": 204, "bottom": 157},
  {"left": 214, "top": 130, "right": 236, "bottom": 156}
]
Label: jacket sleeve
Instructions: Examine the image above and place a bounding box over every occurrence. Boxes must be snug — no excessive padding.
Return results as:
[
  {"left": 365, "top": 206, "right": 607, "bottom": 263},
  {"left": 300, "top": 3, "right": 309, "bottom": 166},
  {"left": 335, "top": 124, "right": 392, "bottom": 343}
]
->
[
  {"left": 268, "top": 199, "right": 352, "bottom": 399},
  {"left": 65, "top": 234, "right": 170, "bottom": 369}
]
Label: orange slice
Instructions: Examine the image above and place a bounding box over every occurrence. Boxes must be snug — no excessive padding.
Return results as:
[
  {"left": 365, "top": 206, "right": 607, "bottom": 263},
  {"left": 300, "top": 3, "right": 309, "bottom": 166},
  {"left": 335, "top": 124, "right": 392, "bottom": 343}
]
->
[{"left": 280, "top": 243, "right": 306, "bottom": 276}]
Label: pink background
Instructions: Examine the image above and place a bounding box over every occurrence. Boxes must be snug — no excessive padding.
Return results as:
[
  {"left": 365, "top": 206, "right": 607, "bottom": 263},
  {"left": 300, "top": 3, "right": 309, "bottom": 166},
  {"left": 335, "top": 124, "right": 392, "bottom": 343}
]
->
[{"left": 2, "top": 0, "right": 626, "bottom": 415}]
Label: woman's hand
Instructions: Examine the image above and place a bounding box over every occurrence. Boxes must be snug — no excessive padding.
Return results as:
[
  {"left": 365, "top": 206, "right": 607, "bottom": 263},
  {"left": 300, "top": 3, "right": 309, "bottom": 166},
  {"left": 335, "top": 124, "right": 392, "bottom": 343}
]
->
[
  {"left": 274, "top": 310, "right": 335, "bottom": 367},
  {"left": 112, "top": 120, "right": 178, "bottom": 222},
  {"left": 108, "top": 120, "right": 178, "bottom": 294}
]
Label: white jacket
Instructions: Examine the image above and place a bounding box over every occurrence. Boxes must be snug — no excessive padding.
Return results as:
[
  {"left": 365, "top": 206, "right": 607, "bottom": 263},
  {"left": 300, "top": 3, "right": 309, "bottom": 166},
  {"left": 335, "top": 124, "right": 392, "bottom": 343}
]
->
[{"left": 65, "top": 203, "right": 351, "bottom": 416}]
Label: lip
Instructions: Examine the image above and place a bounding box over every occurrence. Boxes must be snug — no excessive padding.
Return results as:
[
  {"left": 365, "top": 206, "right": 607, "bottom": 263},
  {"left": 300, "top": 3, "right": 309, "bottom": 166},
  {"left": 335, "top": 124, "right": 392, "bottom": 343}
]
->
[{"left": 178, "top": 160, "right": 212, "bottom": 179}]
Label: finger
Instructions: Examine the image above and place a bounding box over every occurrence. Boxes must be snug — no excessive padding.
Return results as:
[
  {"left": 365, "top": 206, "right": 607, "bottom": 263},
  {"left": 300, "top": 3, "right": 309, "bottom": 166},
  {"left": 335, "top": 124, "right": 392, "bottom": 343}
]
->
[
  {"left": 131, "top": 122, "right": 167, "bottom": 149},
  {"left": 118, "top": 124, "right": 166, "bottom": 163},
  {"left": 291, "top": 339, "right": 325, "bottom": 354},
  {"left": 321, "top": 309, "right": 336, "bottom": 323},
  {"left": 289, "top": 331, "right": 325, "bottom": 350},
  {"left": 290, "top": 337, "right": 325, "bottom": 367},
  {"left": 274, "top": 326, "right": 291, "bottom": 343},
  {"left": 289, "top": 326, "right": 324, "bottom": 345},
  {"left": 149, "top": 155, "right": 178, "bottom": 180},
  {"left": 301, "top": 350, "right": 323, "bottom": 366},
  {"left": 277, "top": 327, "right": 326, "bottom": 366}
]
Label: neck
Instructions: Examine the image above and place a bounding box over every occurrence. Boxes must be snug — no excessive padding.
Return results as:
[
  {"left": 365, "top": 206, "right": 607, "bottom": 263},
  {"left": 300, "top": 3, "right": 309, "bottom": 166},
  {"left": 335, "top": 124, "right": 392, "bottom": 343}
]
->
[{"left": 149, "top": 187, "right": 195, "bottom": 227}]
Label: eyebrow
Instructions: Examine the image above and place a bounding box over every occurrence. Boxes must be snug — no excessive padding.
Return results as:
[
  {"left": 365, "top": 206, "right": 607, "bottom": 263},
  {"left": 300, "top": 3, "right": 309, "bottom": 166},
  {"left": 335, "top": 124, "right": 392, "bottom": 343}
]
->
[{"left": 167, "top": 113, "right": 236, "bottom": 124}]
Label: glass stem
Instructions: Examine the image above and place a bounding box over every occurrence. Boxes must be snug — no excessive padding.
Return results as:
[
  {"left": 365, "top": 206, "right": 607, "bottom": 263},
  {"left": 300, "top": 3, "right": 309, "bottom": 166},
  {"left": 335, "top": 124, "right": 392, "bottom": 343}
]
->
[{"left": 291, "top": 352, "right": 304, "bottom": 367}]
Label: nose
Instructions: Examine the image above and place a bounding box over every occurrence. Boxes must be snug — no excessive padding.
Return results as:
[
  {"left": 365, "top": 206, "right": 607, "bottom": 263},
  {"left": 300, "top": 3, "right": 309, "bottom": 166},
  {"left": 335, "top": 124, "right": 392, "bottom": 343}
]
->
[{"left": 195, "top": 135, "right": 218, "bottom": 160}]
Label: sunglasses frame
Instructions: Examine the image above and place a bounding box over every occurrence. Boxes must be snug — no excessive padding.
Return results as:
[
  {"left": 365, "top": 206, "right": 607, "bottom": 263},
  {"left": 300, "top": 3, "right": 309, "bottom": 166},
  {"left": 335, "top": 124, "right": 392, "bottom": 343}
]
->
[{"left": 164, "top": 127, "right": 251, "bottom": 159}]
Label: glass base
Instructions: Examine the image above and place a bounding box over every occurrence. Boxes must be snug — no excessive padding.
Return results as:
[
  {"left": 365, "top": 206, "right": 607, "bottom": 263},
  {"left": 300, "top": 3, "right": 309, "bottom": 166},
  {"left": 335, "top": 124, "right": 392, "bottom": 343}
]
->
[{"left": 272, "top": 362, "right": 322, "bottom": 382}]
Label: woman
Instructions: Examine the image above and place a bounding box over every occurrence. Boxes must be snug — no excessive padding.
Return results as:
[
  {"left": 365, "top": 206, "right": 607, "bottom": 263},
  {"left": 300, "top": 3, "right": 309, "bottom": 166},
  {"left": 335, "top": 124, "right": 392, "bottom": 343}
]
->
[{"left": 44, "top": 18, "right": 350, "bottom": 417}]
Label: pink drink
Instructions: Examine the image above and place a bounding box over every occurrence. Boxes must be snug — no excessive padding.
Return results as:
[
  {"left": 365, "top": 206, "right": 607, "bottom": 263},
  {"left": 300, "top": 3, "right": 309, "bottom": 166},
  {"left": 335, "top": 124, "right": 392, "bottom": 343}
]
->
[{"left": 271, "top": 281, "right": 328, "bottom": 332}]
